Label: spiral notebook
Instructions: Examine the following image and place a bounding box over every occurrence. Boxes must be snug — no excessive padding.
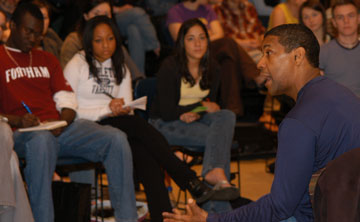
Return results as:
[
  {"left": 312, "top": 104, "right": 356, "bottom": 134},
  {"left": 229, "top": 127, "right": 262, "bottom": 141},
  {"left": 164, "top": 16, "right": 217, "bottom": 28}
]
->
[{"left": 18, "top": 120, "right": 68, "bottom": 132}]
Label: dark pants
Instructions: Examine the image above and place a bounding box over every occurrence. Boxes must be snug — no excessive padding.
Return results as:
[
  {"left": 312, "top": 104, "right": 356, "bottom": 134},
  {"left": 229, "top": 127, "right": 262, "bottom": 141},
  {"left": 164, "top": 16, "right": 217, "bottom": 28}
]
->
[{"left": 99, "top": 115, "right": 197, "bottom": 222}]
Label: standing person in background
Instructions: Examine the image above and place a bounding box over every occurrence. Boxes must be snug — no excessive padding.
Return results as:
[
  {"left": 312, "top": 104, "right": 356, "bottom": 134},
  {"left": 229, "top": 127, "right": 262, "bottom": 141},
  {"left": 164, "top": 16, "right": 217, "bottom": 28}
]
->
[
  {"left": 150, "top": 19, "right": 239, "bottom": 214},
  {"left": 320, "top": 0, "right": 360, "bottom": 97},
  {"left": 268, "top": 0, "right": 307, "bottom": 29},
  {"left": 0, "top": 3, "right": 138, "bottom": 222},
  {"left": 0, "top": 121, "right": 34, "bottom": 222},
  {"left": 64, "top": 15, "right": 232, "bottom": 222},
  {"left": 300, "top": 1, "right": 330, "bottom": 46},
  {"left": 61, "top": 0, "right": 145, "bottom": 82}
]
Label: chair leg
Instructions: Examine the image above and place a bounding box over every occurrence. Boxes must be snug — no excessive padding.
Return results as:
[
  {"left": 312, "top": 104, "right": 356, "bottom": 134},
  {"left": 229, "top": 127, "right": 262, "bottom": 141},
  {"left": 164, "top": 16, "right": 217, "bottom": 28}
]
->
[
  {"left": 237, "top": 159, "right": 241, "bottom": 195},
  {"left": 99, "top": 169, "right": 104, "bottom": 222},
  {"left": 95, "top": 169, "right": 98, "bottom": 222}
]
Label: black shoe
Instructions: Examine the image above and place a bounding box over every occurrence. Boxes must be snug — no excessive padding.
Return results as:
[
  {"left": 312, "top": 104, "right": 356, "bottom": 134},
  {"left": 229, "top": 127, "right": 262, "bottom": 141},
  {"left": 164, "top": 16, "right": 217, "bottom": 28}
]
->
[
  {"left": 210, "top": 181, "right": 240, "bottom": 201},
  {"left": 187, "top": 178, "right": 215, "bottom": 204}
]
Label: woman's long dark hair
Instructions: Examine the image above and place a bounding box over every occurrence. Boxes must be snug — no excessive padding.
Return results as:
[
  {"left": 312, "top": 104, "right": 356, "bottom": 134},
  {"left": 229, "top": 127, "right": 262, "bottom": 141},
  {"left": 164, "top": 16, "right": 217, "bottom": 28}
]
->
[
  {"left": 299, "top": 1, "right": 327, "bottom": 42},
  {"left": 83, "top": 15, "right": 125, "bottom": 85},
  {"left": 175, "top": 18, "right": 212, "bottom": 90}
]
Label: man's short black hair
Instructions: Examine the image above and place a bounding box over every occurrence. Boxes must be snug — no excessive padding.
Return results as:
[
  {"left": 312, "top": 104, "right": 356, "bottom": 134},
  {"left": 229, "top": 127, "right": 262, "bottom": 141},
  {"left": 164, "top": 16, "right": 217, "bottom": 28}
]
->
[
  {"left": 11, "top": 2, "right": 43, "bottom": 25},
  {"left": 265, "top": 24, "right": 320, "bottom": 68}
]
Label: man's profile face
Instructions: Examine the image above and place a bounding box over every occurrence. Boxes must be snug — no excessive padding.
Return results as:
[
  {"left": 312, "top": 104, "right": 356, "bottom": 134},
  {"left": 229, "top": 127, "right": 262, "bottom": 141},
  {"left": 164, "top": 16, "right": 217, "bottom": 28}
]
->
[
  {"left": 257, "top": 35, "right": 296, "bottom": 96},
  {"left": 11, "top": 12, "right": 43, "bottom": 53},
  {"left": 332, "top": 4, "right": 360, "bottom": 37}
]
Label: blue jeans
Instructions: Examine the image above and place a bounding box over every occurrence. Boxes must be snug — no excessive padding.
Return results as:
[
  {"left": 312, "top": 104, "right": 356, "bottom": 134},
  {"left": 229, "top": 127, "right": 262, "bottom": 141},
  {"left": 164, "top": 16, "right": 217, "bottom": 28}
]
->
[
  {"left": 150, "top": 110, "right": 236, "bottom": 213},
  {"left": 115, "top": 7, "right": 160, "bottom": 74},
  {"left": 13, "top": 119, "right": 137, "bottom": 222}
]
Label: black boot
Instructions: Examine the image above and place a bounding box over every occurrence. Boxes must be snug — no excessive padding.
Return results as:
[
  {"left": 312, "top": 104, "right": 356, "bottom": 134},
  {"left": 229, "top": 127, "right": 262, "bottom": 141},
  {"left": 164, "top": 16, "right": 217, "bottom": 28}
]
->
[{"left": 187, "top": 178, "right": 214, "bottom": 204}]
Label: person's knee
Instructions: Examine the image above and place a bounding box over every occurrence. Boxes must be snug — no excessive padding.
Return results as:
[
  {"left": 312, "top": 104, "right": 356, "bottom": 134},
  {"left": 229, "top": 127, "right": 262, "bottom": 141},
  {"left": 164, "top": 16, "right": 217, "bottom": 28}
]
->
[
  {"left": 103, "top": 125, "right": 127, "bottom": 139},
  {"left": 127, "top": 24, "right": 140, "bottom": 37},
  {"left": 131, "top": 7, "right": 146, "bottom": 17},
  {"left": 218, "top": 110, "right": 236, "bottom": 125},
  {"left": 101, "top": 126, "right": 131, "bottom": 154},
  {"left": 23, "top": 131, "right": 58, "bottom": 165},
  {"left": 131, "top": 115, "right": 148, "bottom": 128}
]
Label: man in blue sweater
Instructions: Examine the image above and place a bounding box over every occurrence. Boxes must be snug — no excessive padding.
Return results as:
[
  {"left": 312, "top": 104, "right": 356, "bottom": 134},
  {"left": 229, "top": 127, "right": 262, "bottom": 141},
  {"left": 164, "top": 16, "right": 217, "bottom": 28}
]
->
[{"left": 163, "top": 24, "right": 360, "bottom": 222}]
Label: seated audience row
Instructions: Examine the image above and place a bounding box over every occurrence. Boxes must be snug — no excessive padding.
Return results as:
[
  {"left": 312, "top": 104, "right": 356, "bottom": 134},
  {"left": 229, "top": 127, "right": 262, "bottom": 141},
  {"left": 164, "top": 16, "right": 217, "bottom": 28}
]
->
[
  {"left": 64, "top": 15, "right": 239, "bottom": 220},
  {"left": 0, "top": 2, "right": 240, "bottom": 222},
  {"left": 0, "top": 4, "right": 138, "bottom": 222}
]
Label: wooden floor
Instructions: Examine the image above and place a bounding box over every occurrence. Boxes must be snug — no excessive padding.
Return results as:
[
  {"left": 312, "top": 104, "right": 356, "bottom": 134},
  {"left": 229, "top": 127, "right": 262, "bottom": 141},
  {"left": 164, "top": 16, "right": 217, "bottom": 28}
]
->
[{"left": 133, "top": 158, "right": 275, "bottom": 209}]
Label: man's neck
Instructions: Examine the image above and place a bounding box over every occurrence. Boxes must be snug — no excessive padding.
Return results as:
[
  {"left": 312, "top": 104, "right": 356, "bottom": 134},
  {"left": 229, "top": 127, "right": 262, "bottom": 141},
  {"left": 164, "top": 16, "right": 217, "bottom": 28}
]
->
[
  {"left": 337, "top": 34, "right": 359, "bottom": 49},
  {"left": 183, "top": 1, "right": 200, "bottom": 11},
  {"left": 291, "top": 68, "right": 321, "bottom": 101}
]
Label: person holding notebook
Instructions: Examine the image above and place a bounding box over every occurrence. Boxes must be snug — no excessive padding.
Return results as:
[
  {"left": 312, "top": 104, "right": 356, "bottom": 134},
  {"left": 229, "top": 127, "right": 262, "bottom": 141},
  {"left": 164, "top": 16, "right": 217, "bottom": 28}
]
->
[{"left": 0, "top": 3, "right": 138, "bottom": 222}]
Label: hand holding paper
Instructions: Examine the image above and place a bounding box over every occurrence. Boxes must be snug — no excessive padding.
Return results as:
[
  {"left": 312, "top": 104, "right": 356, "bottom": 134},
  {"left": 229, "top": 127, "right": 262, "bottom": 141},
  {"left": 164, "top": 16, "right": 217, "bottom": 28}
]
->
[
  {"left": 123, "top": 96, "right": 147, "bottom": 110},
  {"left": 190, "top": 106, "right": 207, "bottom": 113}
]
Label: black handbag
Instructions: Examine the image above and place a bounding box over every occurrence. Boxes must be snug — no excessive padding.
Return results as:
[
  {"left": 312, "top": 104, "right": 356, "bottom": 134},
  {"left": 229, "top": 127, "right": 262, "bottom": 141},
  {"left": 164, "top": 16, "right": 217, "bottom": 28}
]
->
[{"left": 52, "top": 181, "right": 92, "bottom": 222}]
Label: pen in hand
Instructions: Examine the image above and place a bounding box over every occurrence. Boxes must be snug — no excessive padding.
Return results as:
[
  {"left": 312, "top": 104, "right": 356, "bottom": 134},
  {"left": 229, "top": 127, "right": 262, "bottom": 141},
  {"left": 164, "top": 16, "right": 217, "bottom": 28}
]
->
[
  {"left": 21, "top": 101, "right": 33, "bottom": 114},
  {"left": 103, "top": 91, "right": 115, "bottom": 99},
  {"left": 21, "top": 101, "right": 40, "bottom": 126}
]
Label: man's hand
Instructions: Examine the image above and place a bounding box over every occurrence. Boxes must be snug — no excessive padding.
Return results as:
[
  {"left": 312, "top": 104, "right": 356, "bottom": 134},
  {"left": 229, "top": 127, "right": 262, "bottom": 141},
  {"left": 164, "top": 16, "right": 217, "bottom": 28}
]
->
[
  {"left": 201, "top": 101, "right": 220, "bottom": 113},
  {"left": 109, "top": 98, "right": 131, "bottom": 116},
  {"left": 50, "top": 126, "right": 65, "bottom": 137},
  {"left": 41, "top": 118, "right": 65, "bottom": 137},
  {"left": 180, "top": 112, "right": 200, "bottom": 123},
  {"left": 20, "top": 113, "right": 40, "bottom": 128},
  {"left": 49, "top": 108, "right": 76, "bottom": 137},
  {"left": 163, "top": 199, "right": 208, "bottom": 222}
]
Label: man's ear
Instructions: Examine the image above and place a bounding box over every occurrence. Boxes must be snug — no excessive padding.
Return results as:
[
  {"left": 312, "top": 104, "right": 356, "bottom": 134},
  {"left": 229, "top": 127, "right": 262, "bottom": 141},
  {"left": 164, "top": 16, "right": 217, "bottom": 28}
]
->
[{"left": 293, "top": 47, "right": 306, "bottom": 66}]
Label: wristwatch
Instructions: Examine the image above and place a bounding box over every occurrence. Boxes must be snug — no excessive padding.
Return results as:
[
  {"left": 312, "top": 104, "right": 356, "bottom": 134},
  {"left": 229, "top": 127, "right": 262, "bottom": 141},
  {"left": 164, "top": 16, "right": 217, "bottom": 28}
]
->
[{"left": 0, "top": 115, "right": 8, "bottom": 122}]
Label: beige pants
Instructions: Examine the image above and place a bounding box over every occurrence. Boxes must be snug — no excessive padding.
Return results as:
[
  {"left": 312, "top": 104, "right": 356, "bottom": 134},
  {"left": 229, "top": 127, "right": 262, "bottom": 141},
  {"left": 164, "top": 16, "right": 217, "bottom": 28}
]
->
[{"left": 0, "top": 122, "right": 34, "bottom": 222}]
